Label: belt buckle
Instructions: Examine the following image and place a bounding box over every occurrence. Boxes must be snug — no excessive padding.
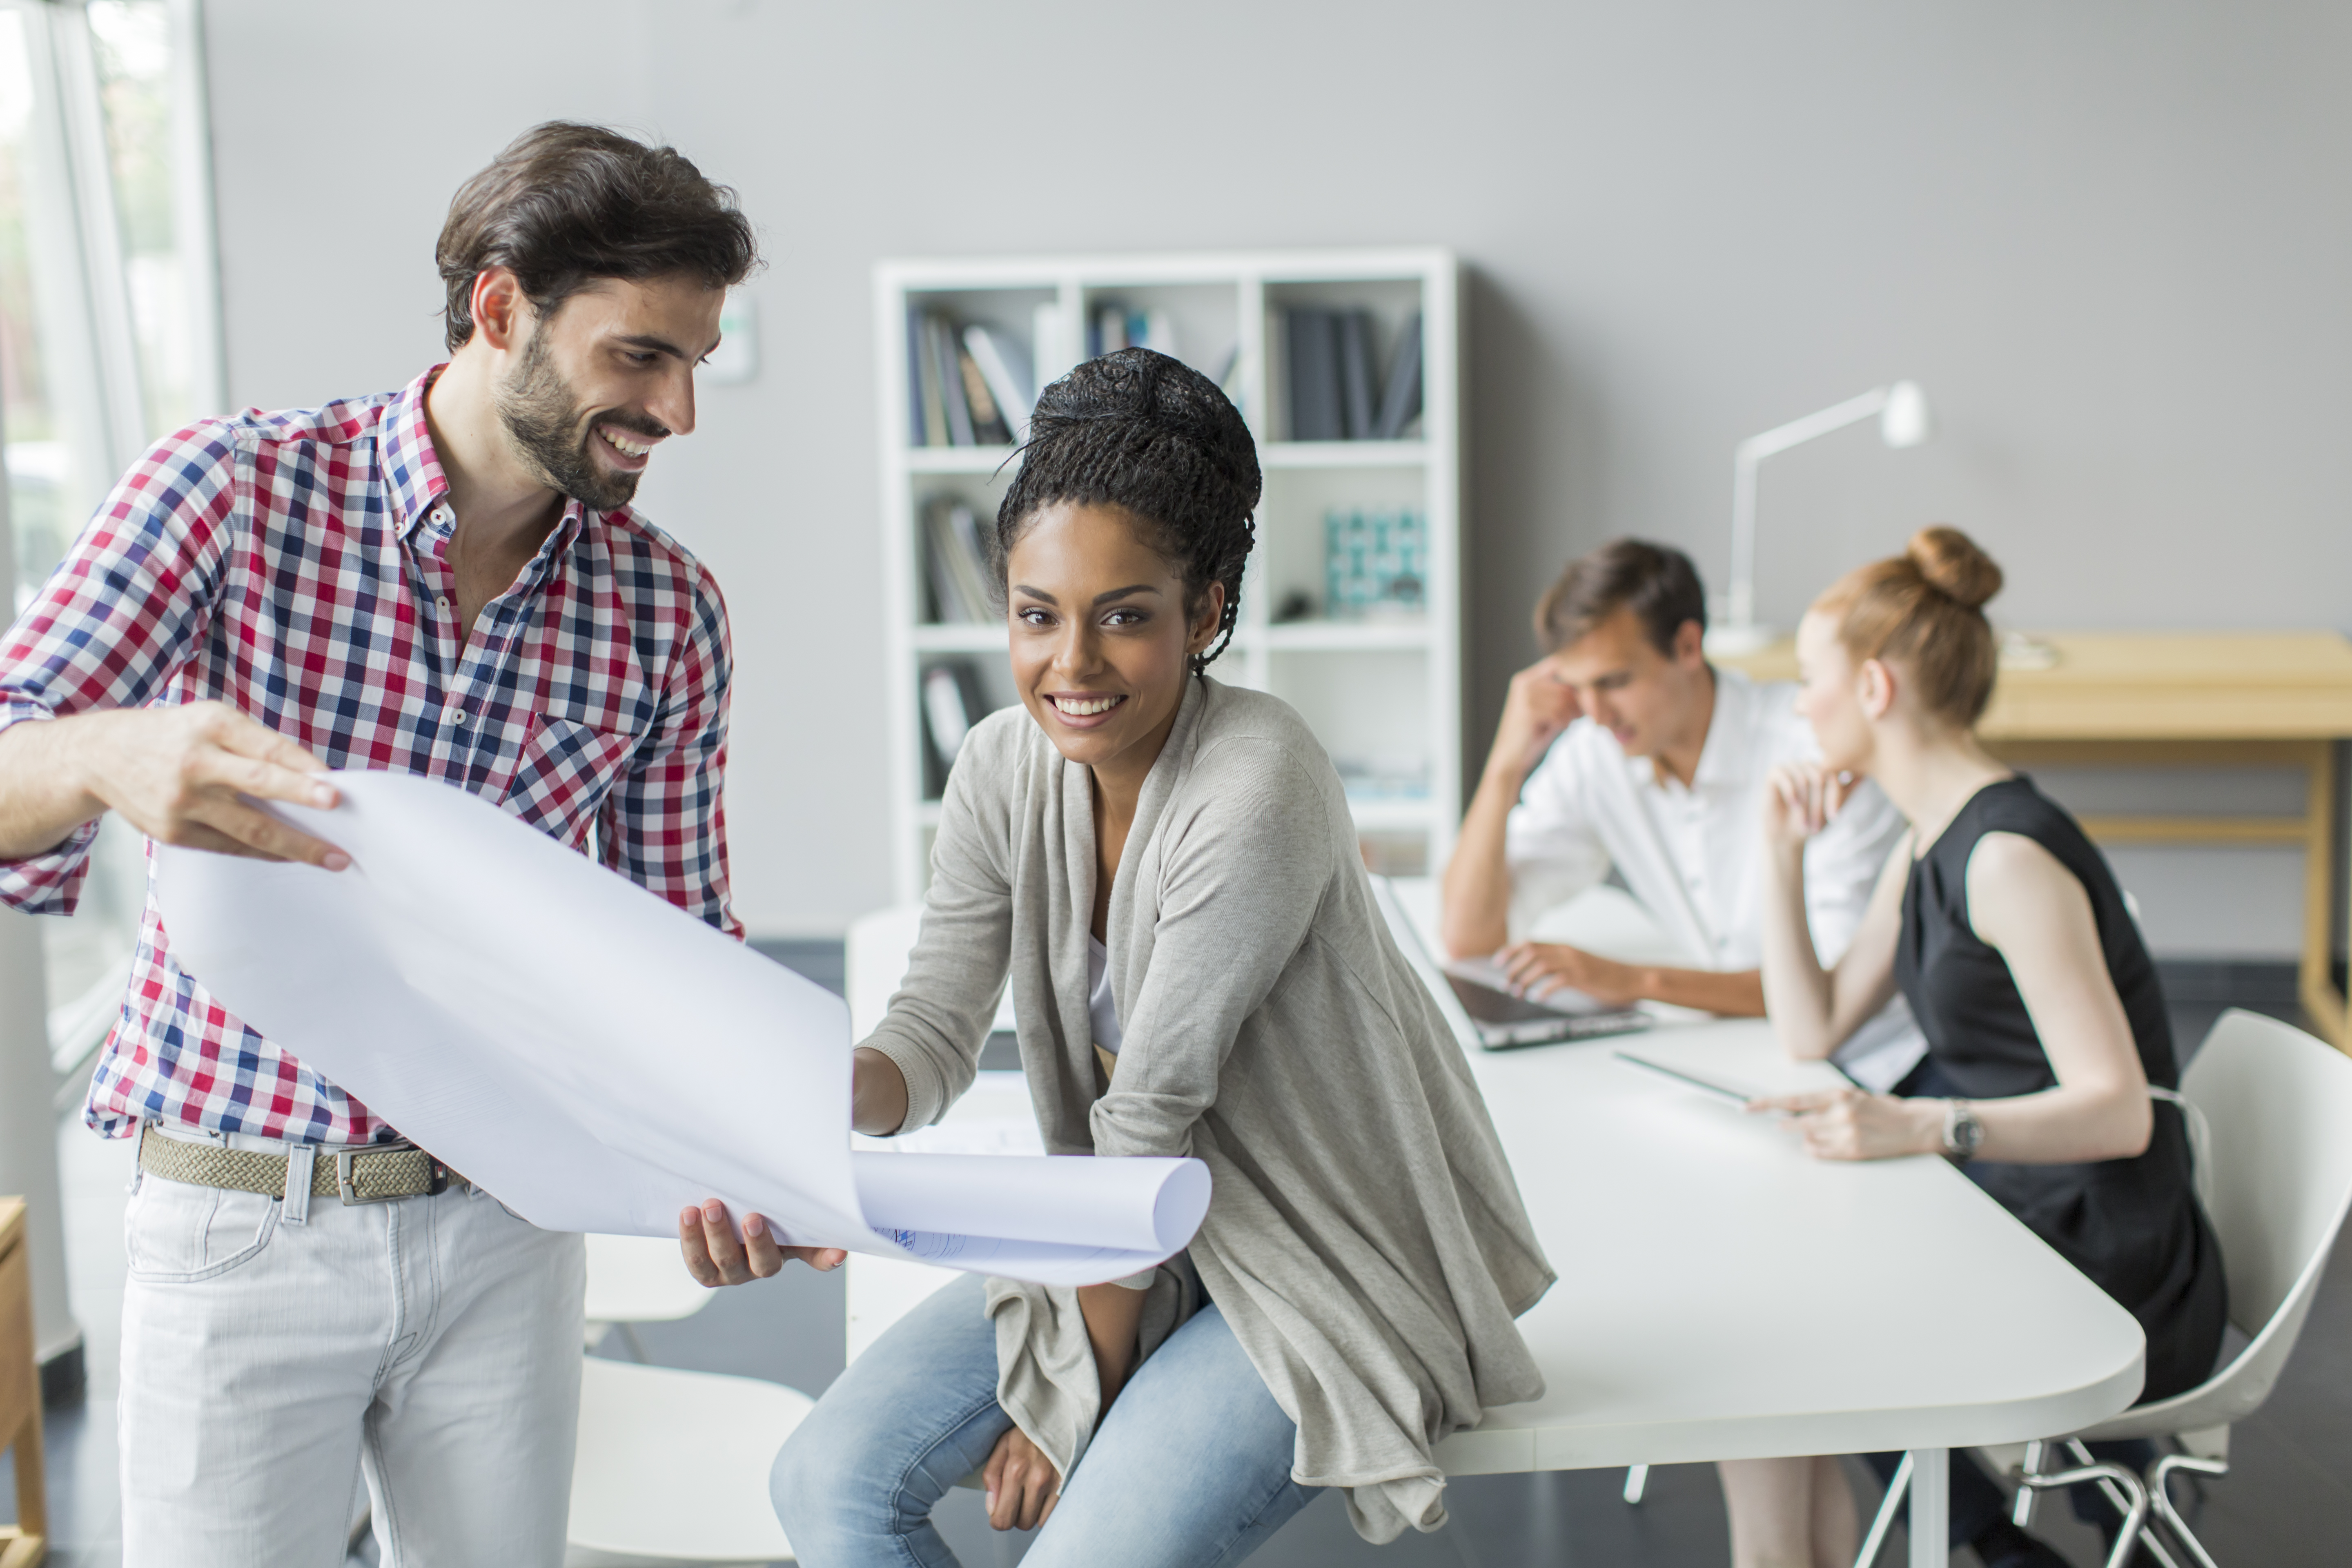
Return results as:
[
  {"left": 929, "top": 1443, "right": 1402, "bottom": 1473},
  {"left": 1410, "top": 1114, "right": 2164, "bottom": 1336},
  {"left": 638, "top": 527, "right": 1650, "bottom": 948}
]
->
[
  {"left": 336, "top": 1147, "right": 403, "bottom": 1206},
  {"left": 334, "top": 1144, "right": 450, "bottom": 1205}
]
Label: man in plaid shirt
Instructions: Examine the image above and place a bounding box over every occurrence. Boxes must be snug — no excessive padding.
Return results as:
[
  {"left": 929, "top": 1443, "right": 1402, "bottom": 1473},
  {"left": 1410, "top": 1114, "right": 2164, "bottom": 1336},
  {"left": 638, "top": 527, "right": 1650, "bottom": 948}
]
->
[{"left": 0, "top": 123, "right": 831, "bottom": 1565}]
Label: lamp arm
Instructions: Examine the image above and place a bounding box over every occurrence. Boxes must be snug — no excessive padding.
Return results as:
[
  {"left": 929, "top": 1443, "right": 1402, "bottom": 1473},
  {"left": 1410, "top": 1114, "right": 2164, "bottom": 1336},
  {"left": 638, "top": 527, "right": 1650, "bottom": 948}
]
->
[
  {"left": 1724, "top": 386, "right": 1895, "bottom": 634},
  {"left": 1736, "top": 387, "right": 1891, "bottom": 463}
]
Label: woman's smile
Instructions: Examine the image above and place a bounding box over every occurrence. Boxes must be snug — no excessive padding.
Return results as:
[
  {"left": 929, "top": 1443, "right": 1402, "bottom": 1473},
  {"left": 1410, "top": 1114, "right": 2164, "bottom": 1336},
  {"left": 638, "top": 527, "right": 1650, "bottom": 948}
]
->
[{"left": 1046, "top": 691, "right": 1129, "bottom": 726}]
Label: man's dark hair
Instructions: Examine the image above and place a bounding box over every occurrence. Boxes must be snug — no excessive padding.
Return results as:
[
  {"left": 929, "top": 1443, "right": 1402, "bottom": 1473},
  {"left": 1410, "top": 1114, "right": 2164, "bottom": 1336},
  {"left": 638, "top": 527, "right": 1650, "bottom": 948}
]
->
[
  {"left": 437, "top": 122, "right": 760, "bottom": 352},
  {"left": 995, "top": 349, "right": 1261, "bottom": 677},
  {"left": 1533, "top": 538, "right": 1708, "bottom": 657}
]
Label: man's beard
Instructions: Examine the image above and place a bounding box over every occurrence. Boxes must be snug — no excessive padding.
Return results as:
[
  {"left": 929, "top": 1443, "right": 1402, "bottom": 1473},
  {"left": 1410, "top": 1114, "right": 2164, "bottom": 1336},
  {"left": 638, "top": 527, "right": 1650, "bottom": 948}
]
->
[{"left": 493, "top": 329, "right": 665, "bottom": 512}]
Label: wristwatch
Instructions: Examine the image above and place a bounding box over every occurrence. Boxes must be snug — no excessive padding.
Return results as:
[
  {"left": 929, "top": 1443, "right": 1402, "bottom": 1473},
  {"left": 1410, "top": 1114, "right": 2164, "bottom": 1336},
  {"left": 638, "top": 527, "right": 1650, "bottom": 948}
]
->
[{"left": 1942, "top": 1099, "right": 1984, "bottom": 1163}]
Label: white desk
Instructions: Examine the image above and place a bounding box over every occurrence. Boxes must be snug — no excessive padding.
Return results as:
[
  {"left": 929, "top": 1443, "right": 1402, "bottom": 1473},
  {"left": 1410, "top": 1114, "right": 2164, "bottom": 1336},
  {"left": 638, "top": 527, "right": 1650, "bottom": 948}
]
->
[{"left": 840, "top": 885, "right": 2147, "bottom": 1567}]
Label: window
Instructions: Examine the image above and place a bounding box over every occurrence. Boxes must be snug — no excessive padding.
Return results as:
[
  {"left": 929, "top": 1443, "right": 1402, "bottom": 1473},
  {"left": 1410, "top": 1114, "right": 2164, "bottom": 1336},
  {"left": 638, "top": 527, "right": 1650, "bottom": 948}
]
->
[{"left": 0, "top": 0, "right": 222, "bottom": 1094}]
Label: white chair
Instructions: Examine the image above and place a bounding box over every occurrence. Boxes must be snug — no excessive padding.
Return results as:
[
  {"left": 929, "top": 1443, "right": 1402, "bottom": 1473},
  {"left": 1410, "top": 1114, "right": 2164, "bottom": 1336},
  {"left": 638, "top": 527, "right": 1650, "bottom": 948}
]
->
[
  {"left": 1860, "top": 1008, "right": 2352, "bottom": 1568},
  {"left": 566, "top": 1234, "right": 815, "bottom": 1565},
  {"left": 568, "top": 1356, "right": 814, "bottom": 1566},
  {"left": 586, "top": 1232, "right": 720, "bottom": 1359}
]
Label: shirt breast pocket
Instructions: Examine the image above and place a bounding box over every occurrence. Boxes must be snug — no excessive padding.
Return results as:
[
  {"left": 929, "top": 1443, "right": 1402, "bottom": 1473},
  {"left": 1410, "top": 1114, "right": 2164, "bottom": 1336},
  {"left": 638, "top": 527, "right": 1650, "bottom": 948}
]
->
[{"left": 504, "top": 702, "right": 643, "bottom": 846}]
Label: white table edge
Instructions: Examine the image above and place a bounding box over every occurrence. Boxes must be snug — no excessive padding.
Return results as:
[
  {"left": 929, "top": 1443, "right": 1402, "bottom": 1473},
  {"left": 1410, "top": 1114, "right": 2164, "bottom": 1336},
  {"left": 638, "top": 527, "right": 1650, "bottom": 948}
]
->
[{"left": 1433, "top": 1351, "right": 2145, "bottom": 1476}]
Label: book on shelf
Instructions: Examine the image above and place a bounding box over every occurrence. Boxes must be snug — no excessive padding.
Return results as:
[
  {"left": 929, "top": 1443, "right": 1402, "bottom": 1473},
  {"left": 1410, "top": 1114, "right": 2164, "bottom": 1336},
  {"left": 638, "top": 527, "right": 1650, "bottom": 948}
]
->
[
  {"left": 909, "top": 307, "right": 1040, "bottom": 448},
  {"left": 931, "top": 316, "right": 976, "bottom": 446},
  {"left": 1091, "top": 303, "right": 1128, "bottom": 357},
  {"left": 964, "top": 324, "right": 1035, "bottom": 444},
  {"left": 911, "top": 306, "right": 947, "bottom": 447},
  {"left": 1087, "top": 303, "right": 1192, "bottom": 363},
  {"left": 923, "top": 494, "right": 998, "bottom": 625},
  {"left": 956, "top": 339, "right": 1012, "bottom": 446},
  {"left": 922, "top": 659, "right": 991, "bottom": 797},
  {"left": 1284, "top": 306, "right": 1424, "bottom": 442},
  {"left": 1373, "top": 312, "right": 1423, "bottom": 440},
  {"left": 1336, "top": 310, "right": 1375, "bottom": 439}
]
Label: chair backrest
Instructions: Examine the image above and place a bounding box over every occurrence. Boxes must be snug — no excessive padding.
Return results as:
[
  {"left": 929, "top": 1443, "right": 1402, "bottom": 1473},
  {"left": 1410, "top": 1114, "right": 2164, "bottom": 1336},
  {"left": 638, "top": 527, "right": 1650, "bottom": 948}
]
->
[
  {"left": 2183, "top": 1009, "right": 2352, "bottom": 1337},
  {"left": 583, "top": 1233, "right": 714, "bottom": 1325}
]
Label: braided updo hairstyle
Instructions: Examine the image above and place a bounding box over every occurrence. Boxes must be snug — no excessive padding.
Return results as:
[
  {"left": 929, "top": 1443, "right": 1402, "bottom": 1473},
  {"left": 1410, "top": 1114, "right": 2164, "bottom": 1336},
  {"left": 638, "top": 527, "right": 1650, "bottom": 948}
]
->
[{"left": 994, "top": 348, "right": 1261, "bottom": 677}]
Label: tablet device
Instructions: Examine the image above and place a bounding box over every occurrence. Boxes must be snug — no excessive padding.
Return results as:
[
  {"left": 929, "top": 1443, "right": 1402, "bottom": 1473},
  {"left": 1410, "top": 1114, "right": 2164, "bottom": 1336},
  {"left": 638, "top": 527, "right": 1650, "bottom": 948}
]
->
[
  {"left": 1612, "top": 1050, "right": 1754, "bottom": 1104},
  {"left": 1441, "top": 964, "right": 1652, "bottom": 1049}
]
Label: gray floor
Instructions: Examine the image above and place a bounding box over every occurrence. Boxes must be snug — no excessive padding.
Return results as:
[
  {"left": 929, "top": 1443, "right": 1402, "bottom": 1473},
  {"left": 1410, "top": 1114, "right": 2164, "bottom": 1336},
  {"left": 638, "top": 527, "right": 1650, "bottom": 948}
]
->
[{"left": 10, "top": 948, "right": 2348, "bottom": 1566}]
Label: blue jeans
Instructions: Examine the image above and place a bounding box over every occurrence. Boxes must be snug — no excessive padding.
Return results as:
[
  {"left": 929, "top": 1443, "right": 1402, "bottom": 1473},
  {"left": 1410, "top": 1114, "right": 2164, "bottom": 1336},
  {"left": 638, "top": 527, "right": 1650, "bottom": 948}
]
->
[{"left": 773, "top": 1272, "right": 1316, "bottom": 1567}]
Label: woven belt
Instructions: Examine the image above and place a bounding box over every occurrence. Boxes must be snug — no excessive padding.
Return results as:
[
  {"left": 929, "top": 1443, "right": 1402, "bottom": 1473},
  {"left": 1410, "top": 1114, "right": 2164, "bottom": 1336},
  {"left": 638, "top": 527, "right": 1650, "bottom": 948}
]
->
[{"left": 138, "top": 1123, "right": 458, "bottom": 1205}]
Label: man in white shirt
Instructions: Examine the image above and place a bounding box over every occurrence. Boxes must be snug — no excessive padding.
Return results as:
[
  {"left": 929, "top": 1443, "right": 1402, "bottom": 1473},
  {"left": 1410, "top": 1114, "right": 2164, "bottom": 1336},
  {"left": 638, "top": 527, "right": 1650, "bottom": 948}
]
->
[{"left": 1441, "top": 538, "right": 1923, "bottom": 1089}]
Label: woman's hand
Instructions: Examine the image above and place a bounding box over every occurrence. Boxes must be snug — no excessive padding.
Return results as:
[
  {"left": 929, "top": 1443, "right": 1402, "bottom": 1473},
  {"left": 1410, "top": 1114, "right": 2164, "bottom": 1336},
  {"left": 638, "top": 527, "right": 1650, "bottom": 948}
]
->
[
  {"left": 1760, "top": 762, "right": 1855, "bottom": 853},
  {"left": 983, "top": 1425, "right": 1060, "bottom": 1531},
  {"left": 677, "top": 1199, "right": 847, "bottom": 1287},
  {"left": 1747, "top": 1088, "right": 1946, "bottom": 1161}
]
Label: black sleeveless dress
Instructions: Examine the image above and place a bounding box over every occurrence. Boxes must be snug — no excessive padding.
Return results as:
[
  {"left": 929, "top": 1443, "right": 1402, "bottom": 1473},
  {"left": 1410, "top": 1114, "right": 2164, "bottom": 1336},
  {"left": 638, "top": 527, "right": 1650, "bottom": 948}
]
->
[{"left": 1896, "top": 777, "right": 2226, "bottom": 1402}]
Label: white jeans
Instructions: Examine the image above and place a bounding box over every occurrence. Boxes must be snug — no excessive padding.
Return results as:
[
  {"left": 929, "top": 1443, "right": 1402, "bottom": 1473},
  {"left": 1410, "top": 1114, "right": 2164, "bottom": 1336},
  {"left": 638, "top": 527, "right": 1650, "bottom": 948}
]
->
[{"left": 119, "top": 1127, "right": 586, "bottom": 1568}]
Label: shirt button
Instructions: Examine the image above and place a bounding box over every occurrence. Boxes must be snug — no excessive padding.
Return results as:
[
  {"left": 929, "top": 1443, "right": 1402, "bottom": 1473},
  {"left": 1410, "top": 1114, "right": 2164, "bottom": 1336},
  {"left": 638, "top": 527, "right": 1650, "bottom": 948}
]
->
[
  {"left": 435, "top": 595, "right": 451, "bottom": 610},
  {"left": 431, "top": 505, "right": 452, "bottom": 526},
  {"left": 445, "top": 703, "right": 468, "bottom": 726}
]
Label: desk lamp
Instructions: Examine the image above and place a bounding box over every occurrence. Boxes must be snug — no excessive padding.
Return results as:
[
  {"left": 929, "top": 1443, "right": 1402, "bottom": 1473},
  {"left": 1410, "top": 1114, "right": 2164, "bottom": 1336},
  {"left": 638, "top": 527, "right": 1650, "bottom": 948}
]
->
[{"left": 1705, "top": 381, "right": 1931, "bottom": 655}]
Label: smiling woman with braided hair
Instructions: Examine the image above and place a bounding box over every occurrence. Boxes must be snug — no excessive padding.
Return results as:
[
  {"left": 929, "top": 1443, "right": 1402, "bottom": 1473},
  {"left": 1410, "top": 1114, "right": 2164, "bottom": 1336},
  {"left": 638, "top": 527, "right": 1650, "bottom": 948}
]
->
[{"left": 686, "top": 349, "right": 1552, "bottom": 1567}]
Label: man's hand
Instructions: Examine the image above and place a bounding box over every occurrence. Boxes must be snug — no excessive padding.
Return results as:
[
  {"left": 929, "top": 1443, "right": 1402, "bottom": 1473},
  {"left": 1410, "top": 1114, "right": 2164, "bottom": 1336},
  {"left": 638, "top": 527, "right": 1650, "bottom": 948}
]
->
[
  {"left": 983, "top": 1425, "right": 1060, "bottom": 1532},
  {"left": 1490, "top": 657, "right": 1583, "bottom": 785},
  {"left": 64, "top": 702, "right": 349, "bottom": 867},
  {"left": 1496, "top": 940, "right": 1642, "bottom": 1006},
  {"left": 677, "top": 1199, "right": 846, "bottom": 1286},
  {"left": 1747, "top": 1088, "right": 1944, "bottom": 1161}
]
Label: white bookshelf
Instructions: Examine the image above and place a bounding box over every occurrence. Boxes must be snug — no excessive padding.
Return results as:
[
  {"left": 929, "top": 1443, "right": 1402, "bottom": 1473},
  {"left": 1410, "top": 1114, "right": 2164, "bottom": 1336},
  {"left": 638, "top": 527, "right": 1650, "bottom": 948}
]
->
[{"left": 874, "top": 249, "right": 1463, "bottom": 903}]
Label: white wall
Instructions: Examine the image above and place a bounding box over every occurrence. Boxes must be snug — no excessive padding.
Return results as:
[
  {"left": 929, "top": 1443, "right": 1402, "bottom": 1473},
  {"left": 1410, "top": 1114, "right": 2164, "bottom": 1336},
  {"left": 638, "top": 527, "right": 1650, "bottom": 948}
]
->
[{"left": 204, "top": 0, "right": 2352, "bottom": 953}]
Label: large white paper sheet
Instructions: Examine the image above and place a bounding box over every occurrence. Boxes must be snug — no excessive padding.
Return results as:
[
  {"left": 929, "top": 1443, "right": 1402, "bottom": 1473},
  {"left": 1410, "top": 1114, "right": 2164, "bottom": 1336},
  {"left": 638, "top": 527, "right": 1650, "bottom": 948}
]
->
[{"left": 151, "top": 771, "right": 1208, "bottom": 1286}]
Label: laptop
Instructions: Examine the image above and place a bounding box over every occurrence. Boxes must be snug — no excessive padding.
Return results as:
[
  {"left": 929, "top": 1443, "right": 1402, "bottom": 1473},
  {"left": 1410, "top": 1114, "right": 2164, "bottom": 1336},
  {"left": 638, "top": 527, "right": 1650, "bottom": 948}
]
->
[{"left": 1438, "top": 957, "right": 1653, "bottom": 1050}]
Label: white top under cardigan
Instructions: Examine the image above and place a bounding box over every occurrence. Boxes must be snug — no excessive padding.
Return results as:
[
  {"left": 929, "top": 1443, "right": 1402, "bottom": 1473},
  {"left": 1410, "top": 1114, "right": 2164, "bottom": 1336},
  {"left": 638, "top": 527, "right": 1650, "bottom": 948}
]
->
[
  {"left": 1505, "top": 666, "right": 1926, "bottom": 1090},
  {"left": 863, "top": 677, "right": 1554, "bottom": 1544}
]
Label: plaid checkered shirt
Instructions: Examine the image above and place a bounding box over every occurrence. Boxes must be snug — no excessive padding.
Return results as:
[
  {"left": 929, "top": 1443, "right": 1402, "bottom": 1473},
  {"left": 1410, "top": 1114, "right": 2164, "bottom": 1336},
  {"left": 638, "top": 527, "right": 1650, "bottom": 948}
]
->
[{"left": 0, "top": 367, "right": 740, "bottom": 1145}]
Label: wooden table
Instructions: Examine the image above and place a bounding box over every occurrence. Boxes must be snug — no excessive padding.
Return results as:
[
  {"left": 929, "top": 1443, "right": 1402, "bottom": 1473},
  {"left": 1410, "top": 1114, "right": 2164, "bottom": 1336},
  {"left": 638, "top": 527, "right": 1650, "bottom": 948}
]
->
[
  {"left": 0, "top": 1198, "right": 46, "bottom": 1568},
  {"left": 1718, "top": 632, "right": 2352, "bottom": 1051}
]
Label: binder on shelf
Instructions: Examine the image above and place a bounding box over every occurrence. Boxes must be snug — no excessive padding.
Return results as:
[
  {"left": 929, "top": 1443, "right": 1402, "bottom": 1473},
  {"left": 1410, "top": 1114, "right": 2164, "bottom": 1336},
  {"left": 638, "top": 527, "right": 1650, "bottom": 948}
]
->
[
  {"left": 1286, "top": 308, "right": 1343, "bottom": 441},
  {"left": 1374, "top": 312, "right": 1424, "bottom": 441},
  {"left": 1336, "top": 310, "right": 1376, "bottom": 440},
  {"left": 1286, "top": 306, "right": 1424, "bottom": 442},
  {"left": 923, "top": 495, "right": 998, "bottom": 625}
]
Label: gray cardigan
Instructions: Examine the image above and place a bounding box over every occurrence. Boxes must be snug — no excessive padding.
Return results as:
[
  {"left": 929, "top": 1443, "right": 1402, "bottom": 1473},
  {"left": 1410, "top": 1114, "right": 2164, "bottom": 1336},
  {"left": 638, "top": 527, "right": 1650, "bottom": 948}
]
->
[{"left": 865, "top": 677, "right": 1554, "bottom": 1542}]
